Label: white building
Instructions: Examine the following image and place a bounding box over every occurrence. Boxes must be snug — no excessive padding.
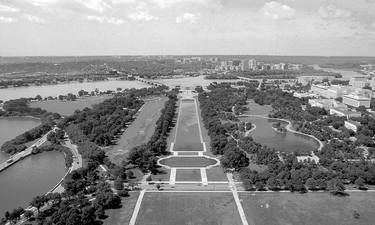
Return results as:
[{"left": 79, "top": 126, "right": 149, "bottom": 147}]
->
[
  {"left": 330, "top": 108, "right": 361, "bottom": 119},
  {"left": 342, "top": 94, "right": 371, "bottom": 108},
  {"left": 350, "top": 77, "right": 369, "bottom": 88},
  {"left": 344, "top": 120, "right": 361, "bottom": 133}
]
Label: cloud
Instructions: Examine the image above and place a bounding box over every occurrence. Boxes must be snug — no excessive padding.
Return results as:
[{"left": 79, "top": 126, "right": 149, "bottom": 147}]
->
[
  {"left": 86, "top": 15, "right": 125, "bottom": 24},
  {"left": 0, "top": 4, "right": 20, "bottom": 12},
  {"left": 128, "top": 2, "right": 157, "bottom": 21},
  {"left": 260, "top": 1, "right": 296, "bottom": 20},
  {"left": 0, "top": 16, "right": 15, "bottom": 23},
  {"left": 318, "top": 5, "right": 352, "bottom": 19},
  {"left": 176, "top": 13, "right": 197, "bottom": 24},
  {"left": 76, "top": 0, "right": 110, "bottom": 13},
  {"left": 128, "top": 11, "right": 157, "bottom": 21},
  {"left": 150, "top": 0, "right": 216, "bottom": 9},
  {"left": 23, "top": 14, "right": 48, "bottom": 24}
]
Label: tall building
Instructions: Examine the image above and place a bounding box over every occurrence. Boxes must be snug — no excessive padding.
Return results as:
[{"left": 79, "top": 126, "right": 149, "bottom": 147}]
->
[{"left": 249, "top": 59, "right": 257, "bottom": 70}]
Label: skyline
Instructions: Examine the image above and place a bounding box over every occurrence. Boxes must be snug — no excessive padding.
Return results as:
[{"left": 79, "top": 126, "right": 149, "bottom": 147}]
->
[{"left": 0, "top": 0, "right": 375, "bottom": 56}]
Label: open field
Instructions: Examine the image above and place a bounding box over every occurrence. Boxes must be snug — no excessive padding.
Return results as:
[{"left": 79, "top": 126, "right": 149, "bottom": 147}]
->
[
  {"left": 176, "top": 169, "right": 201, "bottom": 181},
  {"left": 29, "top": 95, "right": 113, "bottom": 115},
  {"left": 244, "top": 100, "right": 272, "bottom": 115},
  {"left": 135, "top": 192, "right": 243, "bottom": 225},
  {"left": 106, "top": 97, "right": 167, "bottom": 165},
  {"left": 102, "top": 192, "right": 140, "bottom": 225},
  {"left": 239, "top": 192, "right": 375, "bottom": 225},
  {"left": 159, "top": 157, "right": 217, "bottom": 168},
  {"left": 206, "top": 166, "right": 228, "bottom": 182}
]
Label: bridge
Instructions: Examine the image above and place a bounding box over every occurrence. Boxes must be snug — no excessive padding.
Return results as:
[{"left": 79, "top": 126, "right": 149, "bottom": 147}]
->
[
  {"left": 0, "top": 129, "right": 54, "bottom": 173},
  {"left": 132, "top": 76, "right": 165, "bottom": 87}
]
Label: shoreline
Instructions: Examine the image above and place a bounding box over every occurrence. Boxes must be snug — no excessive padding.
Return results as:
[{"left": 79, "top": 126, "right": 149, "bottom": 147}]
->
[{"left": 240, "top": 114, "right": 324, "bottom": 152}]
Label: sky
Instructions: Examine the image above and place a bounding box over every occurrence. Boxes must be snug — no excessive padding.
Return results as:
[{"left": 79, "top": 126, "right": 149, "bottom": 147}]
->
[{"left": 0, "top": 0, "right": 374, "bottom": 56}]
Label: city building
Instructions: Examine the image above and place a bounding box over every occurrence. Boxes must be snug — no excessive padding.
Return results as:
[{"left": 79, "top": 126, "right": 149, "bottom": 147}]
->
[
  {"left": 344, "top": 120, "right": 361, "bottom": 133},
  {"left": 308, "top": 99, "right": 347, "bottom": 110},
  {"left": 350, "top": 77, "right": 369, "bottom": 88},
  {"left": 329, "top": 108, "right": 361, "bottom": 119},
  {"left": 342, "top": 94, "right": 371, "bottom": 108}
]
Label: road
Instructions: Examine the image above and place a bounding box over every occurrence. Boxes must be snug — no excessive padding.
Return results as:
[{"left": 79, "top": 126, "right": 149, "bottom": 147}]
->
[{"left": 0, "top": 128, "right": 54, "bottom": 173}]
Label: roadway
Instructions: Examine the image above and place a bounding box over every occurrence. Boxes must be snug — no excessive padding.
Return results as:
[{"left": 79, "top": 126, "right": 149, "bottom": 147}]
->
[{"left": 0, "top": 128, "right": 54, "bottom": 173}]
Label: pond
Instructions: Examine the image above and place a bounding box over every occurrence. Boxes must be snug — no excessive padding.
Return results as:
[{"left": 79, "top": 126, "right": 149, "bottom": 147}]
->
[{"left": 242, "top": 101, "right": 319, "bottom": 154}]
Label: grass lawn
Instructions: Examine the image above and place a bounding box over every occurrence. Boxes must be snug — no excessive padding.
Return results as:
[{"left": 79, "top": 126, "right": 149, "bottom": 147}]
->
[
  {"left": 106, "top": 97, "right": 167, "bottom": 165},
  {"left": 102, "top": 191, "right": 140, "bottom": 225},
  {"left": 239, "top": 192, "right": 375, "bottom": 225},
  {"left": 29, "top": 95, "right": 112, "bottom": 116},
  {"left": 206, "top": 166, "right": 228, "bottom": 182},
  {"left": 158, "top": 157, "right": 217, "bottom": 168},
  {"left": 151, "top": 168, "right": 171, "bottom": 182},
  {"left": 176, "top": 169, "right": 201, "bottom": 181},
  {"left": 135, "top": 192, "right": 243, "bottom": 225}
]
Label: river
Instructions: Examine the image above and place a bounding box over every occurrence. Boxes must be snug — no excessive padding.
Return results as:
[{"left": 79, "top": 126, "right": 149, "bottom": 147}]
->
[
  {"left": 0, "top": 151, "right": 66, "bottom": 215},
  {"left": 155, "top": 76, "right": 239, "bottom": 89},
  {"left": 0, "top": 117, "right": 66, "bottom": 216},
  {"left": 0, "top": 117, "right": 41, "bottom": 163},
  {"left": 0, "top": 80, "right": 150, "bottom": 102},
  {"left": 312, "top": 65, "right": 363, "bottom": 80}
]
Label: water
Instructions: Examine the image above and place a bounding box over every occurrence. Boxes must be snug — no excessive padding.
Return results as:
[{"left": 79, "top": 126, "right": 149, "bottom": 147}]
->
[
  {"left": 174, "top": 99, "right": 203, "bottom": 151},
  {"left": 242, "top": 116, "right": 319, "bottom": 154},
  {"left": 242, "top": 101, "right": 318, "bottom": 154},
  {"left": 0, "top": 80, "right": 150, "bottom": 102},
  {"left": 0, "top": 117, "right": 41, "bottom": 163},
  {"left": 155, "top": 76, "right": 239, "bottom": 89},
  {"left": 0, "top": 151, "right": 66, "bottom": 216},
  {"left": 312, "top": 65, "right": 363, "bottom": 80}
]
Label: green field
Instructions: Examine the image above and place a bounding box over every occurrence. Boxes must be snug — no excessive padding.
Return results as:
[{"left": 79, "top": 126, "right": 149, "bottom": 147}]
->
[
  {"left": 206, "top": 166, "right": 228, "bottom": 182},
  {"left": 239, "top": 192, "right": 375, "bottom": 225},
  {"left": 176, "top": 169, "right": 201, "bottom": 181},
  {"left": 159, "top": 156, "right": 217, "bottom": 168},
  {"left": 135, "top": 192, "right": 243, "bottom": 225},
  {"left": 29, "top": 95, "right": 112, "bottom": 115},
  {"left": 102, "top": 192, "right": 140, "bottom": 225},
  {"left": 106, "top": 97, "right": 167, "bottom": 165}
]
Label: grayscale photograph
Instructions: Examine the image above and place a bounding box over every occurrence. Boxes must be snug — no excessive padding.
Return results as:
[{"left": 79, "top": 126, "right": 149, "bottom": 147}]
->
[{"left": 0, "top": 0, "right": 375, "bottom": 224}]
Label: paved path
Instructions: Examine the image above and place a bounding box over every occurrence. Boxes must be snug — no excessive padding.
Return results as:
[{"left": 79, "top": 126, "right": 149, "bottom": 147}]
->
[
  {"left": 129, "top": 189, "right": 146, "bottom": 225},
  {"left": 227, "top": 173, "right": 250, "bottom": 225}
]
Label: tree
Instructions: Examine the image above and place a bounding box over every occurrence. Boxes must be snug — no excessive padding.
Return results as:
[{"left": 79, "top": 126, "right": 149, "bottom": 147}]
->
[
  {"left": 114, "top": 178, "right": 124, "bottom": 191},
  {"left": 31, "top": 196, "right": 46, "bottom": 212},
  {"left": 95, "top": 206, "right": 105, "bottom": 219},
  {"left": 266, "top": 177, "right": 281, "bottom": 191},
  {"left": 221, "top": 147, "right": 249, "bottom": 170},
  {"left": 355, "top": 177, "right": 367, "bottom": 190},
  {"left": 305, "top": 178, "right": 318, "bottom": 191},
  {"left": 327, "top": 178, "right": 346, "bottom": 196},
  {"left": 23, "top": 210, "right": 34, "bottom": 219},
  {"left": 255, "top": 181, "right": 265, "bottom": 191}
]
